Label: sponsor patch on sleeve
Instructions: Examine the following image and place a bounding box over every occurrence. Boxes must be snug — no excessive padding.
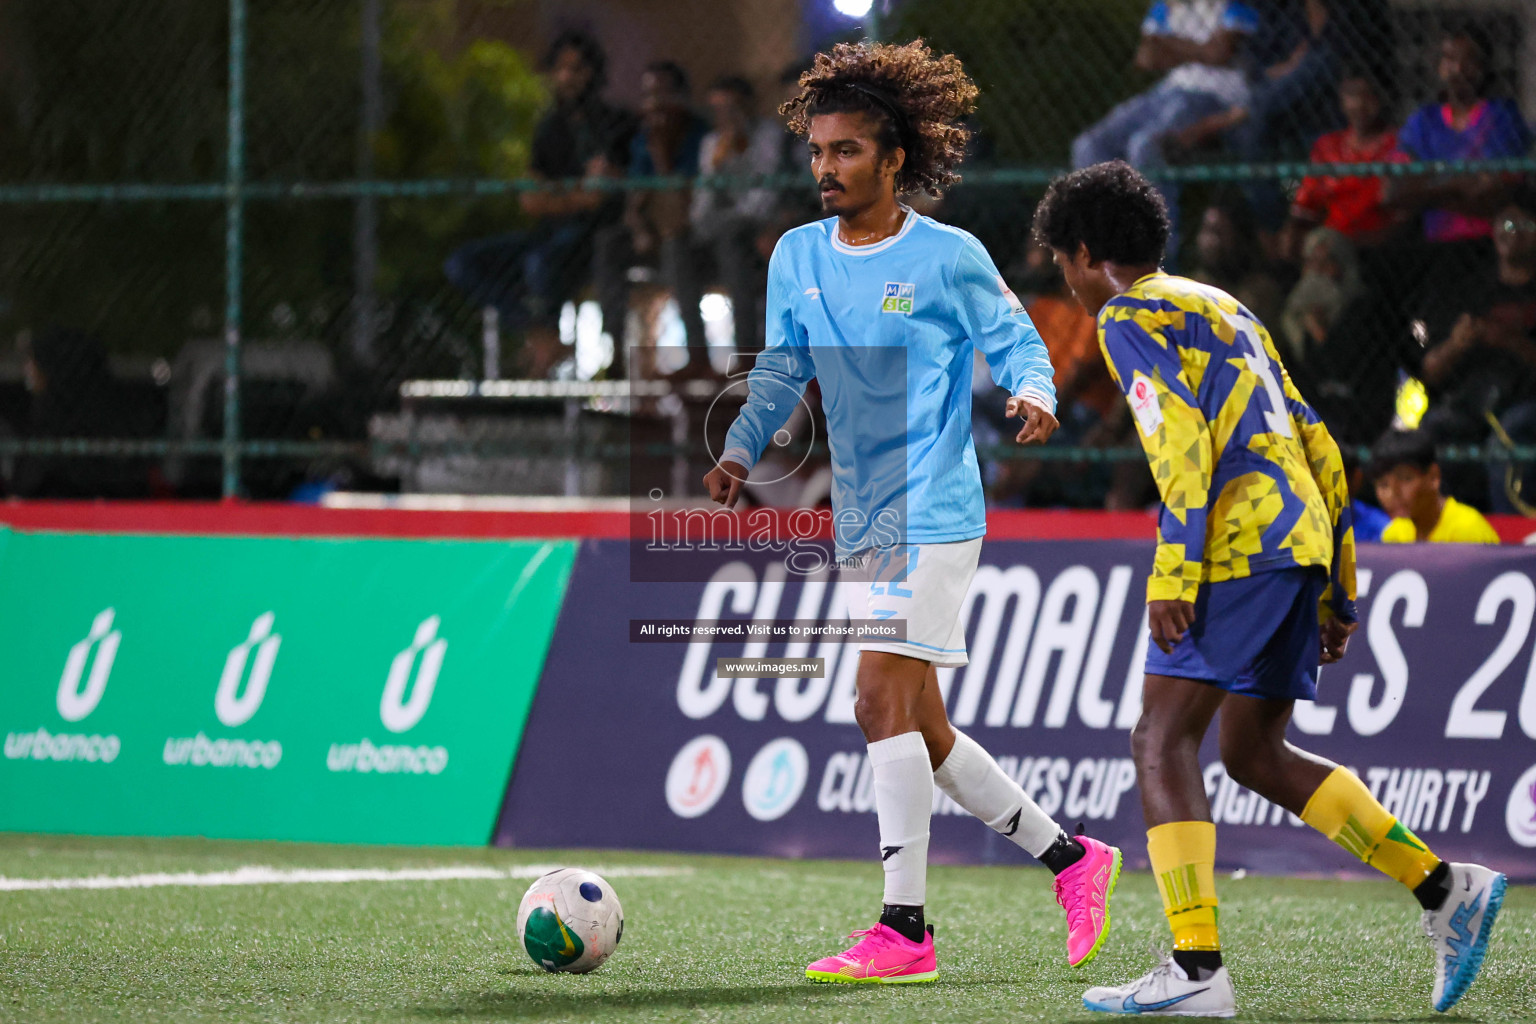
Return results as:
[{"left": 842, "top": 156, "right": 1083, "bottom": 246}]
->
[
  {"left": 996, "top": 275, "right": 1026, "bottom": 315},
  {"left": 1128, "top": 371, "right": 1163, "bottom": 436}
]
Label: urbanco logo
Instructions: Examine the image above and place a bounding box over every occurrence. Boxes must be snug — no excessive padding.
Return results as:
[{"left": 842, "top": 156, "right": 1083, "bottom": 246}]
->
[
  {"left": 216, "top": 613, "right": 281, "bottom": 727},
  {"left": 57, "top": 608, "right": 121, "bottom": 722},
  {"left": 381, "top": 616, "right": 447, "bottom": 733},
  {"left": 1505, "top": 763, "right": 1536, "bottom": 848},
  {"left": 666, "top": 735, "right": 731, "bottom": 818},
  {"left": 741, "top": 737, "right": 809, "bottom": 822}
]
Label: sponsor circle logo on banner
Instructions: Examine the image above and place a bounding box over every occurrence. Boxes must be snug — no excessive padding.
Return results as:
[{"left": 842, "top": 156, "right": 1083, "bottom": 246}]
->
[
  {"left": 741, "top": 738, "right": 809, "bottom": 822},
  {"left": 1506, "top": 764, "right": 1536, "bottom": 848},
  {"left": 666, "top": 736, "right": 730, "bottom": 818}
]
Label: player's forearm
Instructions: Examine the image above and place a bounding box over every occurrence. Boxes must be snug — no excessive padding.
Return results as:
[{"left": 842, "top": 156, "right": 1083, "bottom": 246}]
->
[
  {"left": 1137, "top": 32, "right": 1235, "bottom": 71},
  {"left": 1147, "top": 523, "right": 1205, "bottom": 604},
  {"left": 992, "top": 331, "right": 1057, "bottom": 412},
  {"left": 718, "top": 361, "right": 807, "bottom": 468}
]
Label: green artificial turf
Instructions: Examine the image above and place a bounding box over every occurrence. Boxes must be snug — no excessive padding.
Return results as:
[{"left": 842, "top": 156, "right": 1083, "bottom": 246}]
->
[{"left": 0, "top": 833, "right": 1531, "bottom": 1023}]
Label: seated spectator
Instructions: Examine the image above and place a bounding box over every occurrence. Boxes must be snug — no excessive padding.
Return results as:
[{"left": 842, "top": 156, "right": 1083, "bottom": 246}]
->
[
  {"left": 1279, "top": 227, "right": 1362, "bottom": 364},
  {"left": 749, "top": 58, "right": 823, "bottom": 270},
  {"left": 593, "top": 61, "right": 711, "bottom": 377},
  {"left": 1280, "top": 71, "right": 1408, "bottom": 260},
  {"left": 688, "top": 76, "right": 784, "bottom": 355},
  {"left": 1187, "top": 193, "right": 1286, "bottom": 329},
  {"left": 982, "top": 241, "right": 1137, "bottom": 508},
  {"left": 1415, "top": 194, "right": 1536, "bottom": 446},
  {"left": 1170, "top": 0, "right": 1344, "bottom": 233},
  {"left": 1370, "top": 428, "right": 1500, "bottom": 543},
  {"left": 442, "top": 31, "right": 634, "bottom": 378},
  {"left": 1071, "top": 1, "right": 1260, "bottom": 263},
  {"left": 1388, "top": 25, "right": 1532, "bottom": 245},
  {"left": 13, "top": 328, "right": 155, "bottom": 498},
  {"left": 1343, "top": 449, "right": 1392, "bottom": 542}
]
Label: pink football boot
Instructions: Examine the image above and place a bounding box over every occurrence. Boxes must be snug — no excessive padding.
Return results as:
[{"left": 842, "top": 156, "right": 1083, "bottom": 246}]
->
[
  {"left": 1054, "top": 835, "right": 1123, "bottom": 967},
  {"left": 805, "top": 922, "right": 938, "bottom": 984}
]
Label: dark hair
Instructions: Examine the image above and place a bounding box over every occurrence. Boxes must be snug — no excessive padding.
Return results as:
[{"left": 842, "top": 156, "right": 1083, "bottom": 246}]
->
[
  {"left": 781, "top": 39, "right": 978, "bottom": 197},
  {"left": 1203, "top": 187, "right": 1259, "bottom": 242},
  {"left": 710, "top": 75, "right": 755, "bottom": 101},
  {"left": 1441, "top": 21, "right": 1494, "bottom": 97},
  {"left": 1368, "top": 428, "right": 1438, "bottom": 478},
  {"left": 1032, "top": 160, "right": 1169, "bottom": 266},
  {"left": 544, "top": 29, "right": 607, "bottom": 93},
  {"left": 645, "top": 60, "right": 691, "bottom": 97},
  {"left": 1338, "top": 66, "right": 1389, "bottom": 98}
]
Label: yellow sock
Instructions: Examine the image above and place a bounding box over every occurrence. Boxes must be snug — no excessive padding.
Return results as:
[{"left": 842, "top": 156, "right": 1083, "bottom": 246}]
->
[
  {"left": 1147, "top": 821, "right": 1220, "bottom": 951},
  {"left": 1300, "top": 766, "right": 1441, "bottom": 889}
]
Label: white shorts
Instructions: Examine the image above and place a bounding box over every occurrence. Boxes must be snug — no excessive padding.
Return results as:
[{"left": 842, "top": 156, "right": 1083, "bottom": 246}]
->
[{"left": 841, "top": 537, "right": 982, "bottom": 667}]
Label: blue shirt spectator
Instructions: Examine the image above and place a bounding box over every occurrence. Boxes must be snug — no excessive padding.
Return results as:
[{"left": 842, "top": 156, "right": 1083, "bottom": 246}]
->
[
  {"left": 1394, "top": 28, "right": 1533, "bottom": 243},
  {"left": 1072, "top": 1, "right": 1260, "bottom": 265}
]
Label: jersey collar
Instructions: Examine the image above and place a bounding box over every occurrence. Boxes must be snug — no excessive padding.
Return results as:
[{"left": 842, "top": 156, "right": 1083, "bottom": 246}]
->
[{"left": 828, "top": 205, "right": 918, "bottom": 256}]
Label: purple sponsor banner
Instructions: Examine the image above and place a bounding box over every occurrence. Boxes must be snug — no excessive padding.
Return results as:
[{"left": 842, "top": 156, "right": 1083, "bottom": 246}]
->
[{"left": 496, "top": 539, "right": 1536, "bottom": 881}]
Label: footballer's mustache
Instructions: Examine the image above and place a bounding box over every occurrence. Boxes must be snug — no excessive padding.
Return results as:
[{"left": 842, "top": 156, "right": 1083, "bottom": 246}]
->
[{"left": 818, "top": 178, "right": 844, "bottom": 192}]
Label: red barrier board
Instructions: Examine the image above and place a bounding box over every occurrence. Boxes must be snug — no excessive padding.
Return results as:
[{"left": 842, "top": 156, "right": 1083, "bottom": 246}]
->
[{"left": 0, "top": 500, "right": 1530, "bottom": 543}]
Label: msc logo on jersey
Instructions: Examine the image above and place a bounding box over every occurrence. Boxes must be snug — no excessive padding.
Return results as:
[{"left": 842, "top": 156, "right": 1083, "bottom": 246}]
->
[{"left": 881, "top": 282, "right": 915, "bottom": 314}]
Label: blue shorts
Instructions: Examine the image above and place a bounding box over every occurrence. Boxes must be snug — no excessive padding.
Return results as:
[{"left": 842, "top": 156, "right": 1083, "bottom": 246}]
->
[{"left": 1144, "top": 566, "right": 1326, "bottom": 701}]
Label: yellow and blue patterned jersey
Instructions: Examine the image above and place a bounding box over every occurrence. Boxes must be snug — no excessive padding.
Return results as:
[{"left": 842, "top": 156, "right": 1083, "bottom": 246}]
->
[{"left": 1098, "top": 272, "right": 1357, "bottom": 620}]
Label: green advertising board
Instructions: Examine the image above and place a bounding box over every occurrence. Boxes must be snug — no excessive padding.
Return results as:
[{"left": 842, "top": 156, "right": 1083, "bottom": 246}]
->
[{"left": 0, "top": 528, "right": 575, "bottom": 844}]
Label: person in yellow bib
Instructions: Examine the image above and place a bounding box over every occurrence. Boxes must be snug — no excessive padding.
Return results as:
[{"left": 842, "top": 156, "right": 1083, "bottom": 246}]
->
[
  {"left": 1035, "top": 161, "right": 1508, "bottom": 1018},
  {"left": 1370, "top": 429, "right": 1502, "bottom": 543}
]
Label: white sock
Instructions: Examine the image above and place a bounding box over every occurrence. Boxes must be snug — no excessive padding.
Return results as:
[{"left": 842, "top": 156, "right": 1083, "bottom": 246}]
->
[
  {"left": 867, "top": 731, "right": 932, "bottom": 907},
  {"left": 933, "top": 729, "right": 1062, "bottom": 858}
]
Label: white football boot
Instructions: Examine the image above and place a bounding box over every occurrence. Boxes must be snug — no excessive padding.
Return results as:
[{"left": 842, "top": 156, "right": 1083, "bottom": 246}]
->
[
  {"left": 1422, "top": 862, "right": 1507, "bottom": 1013},
  {"left": 1083, "top": 953, "right": 1236, "bottom": 1017}
]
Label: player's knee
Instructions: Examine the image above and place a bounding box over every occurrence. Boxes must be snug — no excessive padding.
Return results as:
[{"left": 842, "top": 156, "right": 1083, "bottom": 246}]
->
[
  {"left": 1129, "top": 715, "right": 1162, "bottom": 767},
  {"left": 853, "top": 681, "right": 901, "bottom": 737},
  {"left": 1219, "top": 737, "right": 1276, "bottom": 792}
]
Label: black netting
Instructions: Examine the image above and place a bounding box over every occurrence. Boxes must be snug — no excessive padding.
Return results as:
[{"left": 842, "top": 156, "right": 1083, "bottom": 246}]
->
[{"left": 0, "top": 0, "right": 1531, "bottom": 513}]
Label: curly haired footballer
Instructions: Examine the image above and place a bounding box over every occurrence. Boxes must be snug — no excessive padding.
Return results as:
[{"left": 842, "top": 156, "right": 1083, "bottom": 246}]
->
[
  {"left": 708, "top": 35, "right": 1120, "bottom": 991},
  {"left": 780, "top": 39, "right": 978, "bottom": 196}
]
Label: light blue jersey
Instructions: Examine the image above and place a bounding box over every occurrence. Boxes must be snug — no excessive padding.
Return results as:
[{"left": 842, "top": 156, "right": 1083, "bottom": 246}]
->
[{"left": 720, "top": 209, "right": 1056, "bottom": 556}]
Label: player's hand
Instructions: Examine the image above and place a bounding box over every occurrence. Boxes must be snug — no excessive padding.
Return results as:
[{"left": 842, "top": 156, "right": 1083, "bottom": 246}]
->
[
  {"left": 1148, "top": 599, "right": 1196, "bottom": 654},
  {"left": 703, "top": 460, "right": 749, "bottom": 507},
  {"left": 1320, "top": 616, "right": 1357, "bottom": 664},
  {"left": 1006, "top": 396, "right": 1059, "bottom": 445}
]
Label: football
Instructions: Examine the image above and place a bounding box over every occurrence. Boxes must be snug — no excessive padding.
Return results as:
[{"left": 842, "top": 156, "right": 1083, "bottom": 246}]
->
[{"left": 515, "top": 868, "right": 624, "bottom": 973}]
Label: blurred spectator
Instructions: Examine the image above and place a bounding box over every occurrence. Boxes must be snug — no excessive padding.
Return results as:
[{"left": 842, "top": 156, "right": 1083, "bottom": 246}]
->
[
  {"left": 983, "top": 241, "right": 1138, "bottom": 508},
  {"left": 13, "top": 329, "right": 152, "bottom": 497},
  {"left": 593, "top": 60, "right": 711, "bottom": 379},
  {"left": 1389, "top": 25, "right": 1532, "bottom": 245},
  {"left": 1187, "top": 194, "right": 1285, "bottom": 329},
  {"left": 752, "top": 58, "right": 822, "bottom": 269},
  {"left": 1369, "top": 428, "right": 1500, "bottom": 543},
  {"left": 688, "top": 76, "right": 783, "bottom": 355},
  {"left": 1343, "top": 448, "right": 1391, "bottom": 542},
  {"left": 1415, "top": 194, "right": 1536, "bottom": 447},
  {"left": 442, "top": 31, "right": 633, "bottom": 378},
  {"left": 1171, "top": 0, "right": 1343, "bottom": 232},
  {"left": 1279, "top": 227, "right": 1362, "bottom": 364},
  {"left": 1280, "top": 71, "right": 1408, "bottom": 260},
  {"left": 1071, "top": 1, "right": 1260, "bottom": 263}
]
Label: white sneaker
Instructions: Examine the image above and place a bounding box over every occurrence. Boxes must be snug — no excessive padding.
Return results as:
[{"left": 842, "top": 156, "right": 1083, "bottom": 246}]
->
[
  {"left": 1422, "top": 862, "right": 1507, "bottom": 1012},
  {"left": 1083, "top": 954, "right": 1236, "bottom": 1016}
]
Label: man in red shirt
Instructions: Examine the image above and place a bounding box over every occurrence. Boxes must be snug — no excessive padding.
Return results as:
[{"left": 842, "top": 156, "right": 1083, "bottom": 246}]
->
[{"left": 1282, "top": 72, "right": 1407, "bottom": 260}]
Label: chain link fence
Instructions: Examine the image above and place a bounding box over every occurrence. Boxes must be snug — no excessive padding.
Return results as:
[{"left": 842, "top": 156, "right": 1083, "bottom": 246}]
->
[{"left": 0, "top": 0, "right": 1533, "bottom": 514}]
